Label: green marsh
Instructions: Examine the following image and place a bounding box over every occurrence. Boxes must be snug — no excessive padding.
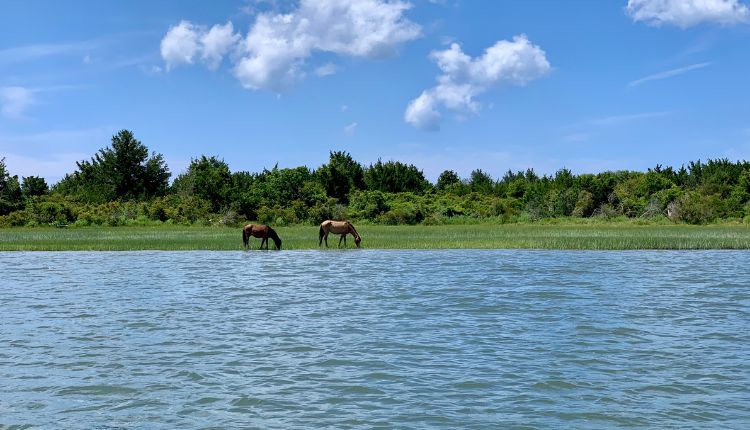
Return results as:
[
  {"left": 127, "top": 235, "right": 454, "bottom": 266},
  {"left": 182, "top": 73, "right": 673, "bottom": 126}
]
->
[{"left": 2, "top": 223, "right": 750, "bottom": 251}]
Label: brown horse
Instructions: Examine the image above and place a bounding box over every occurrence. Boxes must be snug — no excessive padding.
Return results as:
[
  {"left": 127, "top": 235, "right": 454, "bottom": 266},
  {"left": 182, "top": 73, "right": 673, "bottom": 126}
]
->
[
  {"left": 242, "top": 224, "right": 282, "bottom": 250},
  {"left": 319, "top": 220, "right": 361, "bottom": 248}
]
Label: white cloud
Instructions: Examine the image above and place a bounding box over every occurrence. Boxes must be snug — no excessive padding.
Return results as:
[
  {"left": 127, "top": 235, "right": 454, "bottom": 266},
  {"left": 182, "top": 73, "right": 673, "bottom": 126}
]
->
[
  {"left": 626, "top": 0, "right": 750, "bottom": 27},
  {"left": 344, "top": 121, "right": 358, "bottom": 135},
  {"left": 0, "top": 86, "right": 34, "bottom": 119},
  {"left": 315, "top": 62, "right": 338, "bottom": 77},
  {"left": 160, "top": 21, "right": 239, "bottom": 71},
  {"left": 405, "top": 91, "right": 442, "bottom": 131},
  {"left": 628, "top": 62, "right": 711, "bottom": 86},
  {"left": 200, "top": 22, "right": 241, "bottom": 70},
  {"left": 405, "top": 35, "right": 551, "bottom": 131},
  {"left": 160, "top": 21, "right": 201, "bottom": 70},
  {"left": 161, "top": 0, "right": 420, "bottom": 92}
]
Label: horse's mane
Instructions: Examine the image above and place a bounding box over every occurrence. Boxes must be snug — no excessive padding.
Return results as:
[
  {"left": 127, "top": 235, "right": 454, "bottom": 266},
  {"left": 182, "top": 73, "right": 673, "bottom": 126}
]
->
[
  {"left": 347, "top": 221, "right": 360, "bottom": 238},
  {"left": 267, "top": 226, "right": 282, "bottom": 248}
]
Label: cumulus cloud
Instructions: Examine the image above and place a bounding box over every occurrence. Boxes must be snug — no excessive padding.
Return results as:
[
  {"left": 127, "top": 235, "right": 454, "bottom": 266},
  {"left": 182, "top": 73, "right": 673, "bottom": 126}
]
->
[
  {"left": 160, "top": 0, "right": 420, "bottom": 91},
  {"left": 160, "top": 21, "right": 201, "bottom": 69},
  {"left": 626, "top": 0, "right": 750, "bottom": 27},
  {"left": 0, "top": 86, "right": 34, "bottom": 119},
  {"left": 201, "top": 22, "right": 241, "bottom": 69},
  {"left": 160, "top": 21, "right": 239, "bottom": 70},
  {"left": 405, "top": 35, "right": 551, "bottom": 131}
]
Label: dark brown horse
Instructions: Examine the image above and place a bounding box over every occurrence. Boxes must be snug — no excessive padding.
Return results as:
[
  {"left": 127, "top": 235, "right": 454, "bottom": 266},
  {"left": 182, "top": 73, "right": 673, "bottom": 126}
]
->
[
  {"left": 242, "top": 224, "right": 282, "bottom": 250},
  {"left": 319, "top": 220, "right": 361, "bottom": 248}
]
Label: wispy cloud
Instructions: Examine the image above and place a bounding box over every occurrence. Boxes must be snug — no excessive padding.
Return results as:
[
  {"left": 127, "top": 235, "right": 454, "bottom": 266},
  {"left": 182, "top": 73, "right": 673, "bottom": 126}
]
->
[
  {"left": 0, "top": 127, "right": 109, "bottom": 144},
  {"left": 315, "top": 63, "right": 338, "bottom": 77},
  {"left": 0, "top": 127, "right": 112, "bottom": 182},
  {"left": 589, "top": 111, "right": 674, "bottom": 126},
  {"left": 564, "top": 133, "right": 590, "bottom": 143},
  {"left": 0, "top": 86, "right": 34, "bottom": 119},
  {"left": 344, "top": 122, "right": 358, "bottom": 136},
  {"left": 628, "top": 62, "right": 711, "bottom": 87},
  {"left": 0, "top": 40, "right": 100, "bottom": 66},
  {"left": 0, "top": 84, "right": 86, "bottom": 119}
]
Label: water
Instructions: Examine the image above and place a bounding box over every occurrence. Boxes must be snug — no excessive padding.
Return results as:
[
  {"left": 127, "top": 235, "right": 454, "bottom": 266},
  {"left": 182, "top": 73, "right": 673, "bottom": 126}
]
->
[{"left": 1, "top": 250, "right": 749, "bottom": 429}]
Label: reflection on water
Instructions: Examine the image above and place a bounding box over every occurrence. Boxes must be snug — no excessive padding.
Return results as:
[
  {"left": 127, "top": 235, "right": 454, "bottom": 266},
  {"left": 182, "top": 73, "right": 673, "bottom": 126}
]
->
[{"left": 1, "top": 250, "right": 749, "bottom": 428}]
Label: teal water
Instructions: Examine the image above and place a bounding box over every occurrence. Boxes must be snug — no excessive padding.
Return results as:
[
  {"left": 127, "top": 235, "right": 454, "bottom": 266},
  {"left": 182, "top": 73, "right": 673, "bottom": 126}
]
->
[{"left": 1, "top": 250, "right": 749, "bottom": 429}]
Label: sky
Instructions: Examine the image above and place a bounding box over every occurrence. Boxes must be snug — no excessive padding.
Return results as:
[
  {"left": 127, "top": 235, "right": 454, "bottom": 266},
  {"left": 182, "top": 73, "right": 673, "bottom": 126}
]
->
[{"left": 1, "top": 0, "right": 750, "bottom": 184}]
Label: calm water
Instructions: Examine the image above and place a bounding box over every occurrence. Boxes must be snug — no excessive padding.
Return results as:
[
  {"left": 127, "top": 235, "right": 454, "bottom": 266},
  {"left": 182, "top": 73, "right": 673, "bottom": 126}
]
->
[{"left": 1, "top": 250, "right": 749, "bottom": 429}]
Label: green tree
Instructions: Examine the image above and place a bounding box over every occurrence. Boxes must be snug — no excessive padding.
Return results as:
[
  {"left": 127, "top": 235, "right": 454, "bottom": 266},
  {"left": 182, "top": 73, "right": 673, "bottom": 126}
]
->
[
  {"left": 0, "top": 158, "right": 23, "bottom": 215},
  {"left": 21, "top": 176, "right": 49, "bottom": 198},
  {"left": 364, "top": 159, "right": 431, "bottom": 194},
  {"left": 172, "top": 156, "right": 232, "bottom": 212},
  {"left": 436, "top": 170, "right": 461, "bottom": 190},
  {"left": 469, "top": 169, "right": 494, "bottom": 193},
  {"left": 54, "top": 130, "right": 170, "bottom": 202},
  {"left": 316, "top": 151, "right": 365, "bottom": 202}
]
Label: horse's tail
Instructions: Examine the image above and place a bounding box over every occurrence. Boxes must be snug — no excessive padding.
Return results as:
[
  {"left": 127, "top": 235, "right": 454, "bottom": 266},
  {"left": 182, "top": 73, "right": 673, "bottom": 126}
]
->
[
  {"left": 242, "top": 228, "right": 249, "bottom": 247},
  {"left": 268, "top": 227, "right": 282, "bottom": 250},
  {"left": 319, "top": 224, "right": 325, "bottom": 245}
]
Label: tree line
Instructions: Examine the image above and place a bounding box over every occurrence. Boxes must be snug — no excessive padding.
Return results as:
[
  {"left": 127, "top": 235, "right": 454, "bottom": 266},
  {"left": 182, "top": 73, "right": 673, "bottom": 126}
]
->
[{"left": 2, "top": 129, "right": 750, "bottom": 227}]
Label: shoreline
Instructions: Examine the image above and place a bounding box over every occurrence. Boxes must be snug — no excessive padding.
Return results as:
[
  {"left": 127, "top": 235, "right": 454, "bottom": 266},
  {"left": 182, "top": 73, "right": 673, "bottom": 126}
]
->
[{"left": 2, "top": 224, "right": 750, "bottom": 251}]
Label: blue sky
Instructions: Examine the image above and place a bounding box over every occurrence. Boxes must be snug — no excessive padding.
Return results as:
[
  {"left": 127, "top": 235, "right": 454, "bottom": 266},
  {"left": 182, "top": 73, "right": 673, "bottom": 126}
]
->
[{"left": 1, "top": 0, "right": 749, "bottom": 183}]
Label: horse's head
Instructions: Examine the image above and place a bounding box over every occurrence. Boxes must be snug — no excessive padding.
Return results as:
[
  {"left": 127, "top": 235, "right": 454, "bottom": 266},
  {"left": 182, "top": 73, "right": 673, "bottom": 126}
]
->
[
  {"left": 273, "top": 237, "right": 282, "bottom": 250},
  {"left": 354, "top": 236, "right": 361, "bottom": 248}
]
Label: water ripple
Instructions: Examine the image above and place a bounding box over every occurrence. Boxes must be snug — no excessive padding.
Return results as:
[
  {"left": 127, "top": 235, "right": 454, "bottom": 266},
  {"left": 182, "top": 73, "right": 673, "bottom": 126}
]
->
[{"left": 1, "top": 250, "right": 749, "bottom": 428}]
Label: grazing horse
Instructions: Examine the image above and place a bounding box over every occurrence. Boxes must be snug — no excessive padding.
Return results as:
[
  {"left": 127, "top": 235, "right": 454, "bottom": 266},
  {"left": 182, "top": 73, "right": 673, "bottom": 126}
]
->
[
  {"left": 319, "top": 220, "right": 361, "bottom": 248},
  {"left": 242, "top": 224, "right": 282, "bottom": 250}
]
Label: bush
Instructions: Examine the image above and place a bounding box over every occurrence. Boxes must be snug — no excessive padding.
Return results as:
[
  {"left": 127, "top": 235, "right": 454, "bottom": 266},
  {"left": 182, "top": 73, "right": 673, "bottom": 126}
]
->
[
  {"left": 572, "top": 191, "right": 595, "bottom": 217},
  {"left": 377, "top": 201, "right": 424, "bottom": 225},
  {"left": 257, "top": 205, "right": 298, "bottom": 226},
  {"left": 28, "top": 201, "right": 76, "bottom": 225},
  {"left": 0, "top": 210, "right": 32, "bottom": 227},
  {"left": 670, "top": 192, "right": 723, "bottom": 224},
  {"left": 349, "top": 190, "right": 390, "bottom": 220}
]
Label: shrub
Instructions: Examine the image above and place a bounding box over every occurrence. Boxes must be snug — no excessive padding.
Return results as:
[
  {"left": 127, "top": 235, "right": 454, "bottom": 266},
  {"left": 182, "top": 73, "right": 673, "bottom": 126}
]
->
[
  {"left": 671, "top": 192, "right": 723, "bottom": 224},
  {"left": 28, "top": 201, "right": 76, "bottom": 225},
  {"left": 0, "top": 210, "right": 31, "bottom": 227},
  {"left": 257, "top": 205, "right": 298, "bottom": 226},
  {"left": 348, "top": 190, "right": 390, "bottom": 220},
  {"left": 572, "top": 191, "right": 595, "bottom": 217}
]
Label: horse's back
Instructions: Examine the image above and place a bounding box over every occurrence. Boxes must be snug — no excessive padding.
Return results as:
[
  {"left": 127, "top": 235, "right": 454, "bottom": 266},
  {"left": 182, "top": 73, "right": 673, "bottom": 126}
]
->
[{"left": 245, "top": 224, "right": 273, "bottom": 238}]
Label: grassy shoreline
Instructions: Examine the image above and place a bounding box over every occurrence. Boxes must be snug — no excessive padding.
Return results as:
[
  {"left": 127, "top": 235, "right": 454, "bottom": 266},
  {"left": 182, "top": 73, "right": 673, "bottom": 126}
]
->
[{"left": 2, "top": 223, "right": 750, "bottom": 251}]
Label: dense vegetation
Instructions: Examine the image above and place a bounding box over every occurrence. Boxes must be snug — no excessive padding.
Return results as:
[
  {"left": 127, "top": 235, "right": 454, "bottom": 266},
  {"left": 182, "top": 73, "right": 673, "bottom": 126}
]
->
[{"left": 3, "top": 129, "right": 750, "bottom": 228}]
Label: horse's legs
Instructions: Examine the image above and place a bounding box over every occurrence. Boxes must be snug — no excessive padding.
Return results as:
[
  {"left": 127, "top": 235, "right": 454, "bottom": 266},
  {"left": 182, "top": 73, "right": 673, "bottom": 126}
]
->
[
  {"left": 324, "top": 233, "right": 329, "bottom": 247},
  {"left": 338, "top": 234, "right": 344, "bottom": 247}
]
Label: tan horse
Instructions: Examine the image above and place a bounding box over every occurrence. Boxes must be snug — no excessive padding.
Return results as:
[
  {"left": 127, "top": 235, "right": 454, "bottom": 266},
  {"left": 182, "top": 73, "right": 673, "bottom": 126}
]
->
[
  {"left": 242, "top": 224, "right": 282, "bottom": 250},
  {"left": 319, "top": 220, "right": 361, "bottom": 248}
]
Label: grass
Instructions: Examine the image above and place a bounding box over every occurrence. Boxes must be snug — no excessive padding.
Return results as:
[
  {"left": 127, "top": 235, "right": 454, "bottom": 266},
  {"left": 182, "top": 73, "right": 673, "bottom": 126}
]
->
[{"left": 2, "top": 223, "right": 750, "bottom": 250}]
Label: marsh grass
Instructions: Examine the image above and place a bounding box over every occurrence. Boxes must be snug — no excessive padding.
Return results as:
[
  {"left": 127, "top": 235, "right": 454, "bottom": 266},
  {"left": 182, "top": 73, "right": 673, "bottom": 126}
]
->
[{"left": 2, "top": 223, "right": 750, "bottom": 250}]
